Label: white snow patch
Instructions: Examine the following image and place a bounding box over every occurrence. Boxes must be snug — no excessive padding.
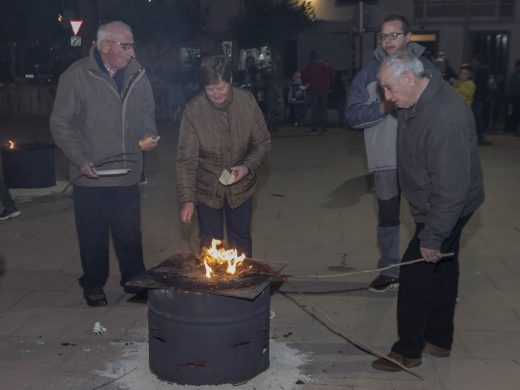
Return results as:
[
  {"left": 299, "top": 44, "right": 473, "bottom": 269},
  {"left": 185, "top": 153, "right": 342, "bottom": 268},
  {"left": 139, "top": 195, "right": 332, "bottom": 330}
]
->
[{"left": 97, "top": 339, "right": 312, "bottom": 390}]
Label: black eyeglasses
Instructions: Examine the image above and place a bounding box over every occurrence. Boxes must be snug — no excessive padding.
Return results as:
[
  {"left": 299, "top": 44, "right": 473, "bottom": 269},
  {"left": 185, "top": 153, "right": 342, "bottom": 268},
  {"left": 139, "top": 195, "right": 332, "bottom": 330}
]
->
[
  {"left": 379, "top": 32, "right": 406, "bottom": 41},
  {"left": 107, "top": 40, "right": 135, "bottom": 50}
]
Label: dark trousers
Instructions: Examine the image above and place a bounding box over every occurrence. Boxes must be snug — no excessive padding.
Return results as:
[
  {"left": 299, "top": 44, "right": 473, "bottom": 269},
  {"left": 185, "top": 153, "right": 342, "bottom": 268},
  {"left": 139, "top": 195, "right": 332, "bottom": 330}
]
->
[
  {"left": 472, "top": 99, "right": 489, "bottom": 135},
  {"left": 391, "top": 213, "right": 472, "bottom": 358},
  {"left": 0, "top": 180, "right": 16, "bottom": 210},
  {"left": 197, "top": 198, "right": 253, "bottom": 257},
  {"left": 309, "top": 90, "right": 329, "bottom": 131},
  {"left": 74, "top": 185, "right": 145, "bottom": 289}
]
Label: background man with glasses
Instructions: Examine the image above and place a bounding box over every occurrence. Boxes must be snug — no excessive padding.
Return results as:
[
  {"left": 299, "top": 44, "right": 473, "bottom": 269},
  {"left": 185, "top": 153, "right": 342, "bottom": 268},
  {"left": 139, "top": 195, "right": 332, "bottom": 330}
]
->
[
  {"left": 345, "top": 14, "right": 440, "bottom": 292},
  {"left": 51, "top": 21, "right": 158, "bottom": 307}
]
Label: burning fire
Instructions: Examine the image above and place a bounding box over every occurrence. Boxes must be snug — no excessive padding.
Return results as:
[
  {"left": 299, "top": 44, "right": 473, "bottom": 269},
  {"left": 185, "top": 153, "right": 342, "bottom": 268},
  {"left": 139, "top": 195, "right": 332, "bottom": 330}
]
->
[
  {"left": 8, "top": 140, "right": 15, "bottom": 150},
  {"left": 201, "top": 239, "right": 246, "bottom": 279}
]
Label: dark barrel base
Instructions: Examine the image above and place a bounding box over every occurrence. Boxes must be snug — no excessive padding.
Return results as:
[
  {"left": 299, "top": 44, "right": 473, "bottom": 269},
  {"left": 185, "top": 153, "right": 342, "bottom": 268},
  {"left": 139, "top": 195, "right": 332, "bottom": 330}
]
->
[
  {"left": 148, "top": 287, "right": 270, "bottom": 385},
  {"left": 1, "top": 143, "right": 56, "bottom": 188}
]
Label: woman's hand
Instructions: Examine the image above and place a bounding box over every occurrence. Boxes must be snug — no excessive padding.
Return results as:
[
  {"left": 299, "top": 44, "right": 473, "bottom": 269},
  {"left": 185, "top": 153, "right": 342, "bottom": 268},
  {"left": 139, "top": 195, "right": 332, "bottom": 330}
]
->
[
  {"left": 180, "top": 202, "right": 195, "bottom": 223},
  {"left": 230, "top": 165, "right": 249, "bottom": 183}
]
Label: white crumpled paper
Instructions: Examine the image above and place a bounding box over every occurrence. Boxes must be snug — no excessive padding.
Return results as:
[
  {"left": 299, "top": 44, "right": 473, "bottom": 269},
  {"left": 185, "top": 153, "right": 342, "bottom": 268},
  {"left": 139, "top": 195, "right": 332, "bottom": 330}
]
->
[{"left": 93, "top": 321, "right": 107, "bottom": 335}]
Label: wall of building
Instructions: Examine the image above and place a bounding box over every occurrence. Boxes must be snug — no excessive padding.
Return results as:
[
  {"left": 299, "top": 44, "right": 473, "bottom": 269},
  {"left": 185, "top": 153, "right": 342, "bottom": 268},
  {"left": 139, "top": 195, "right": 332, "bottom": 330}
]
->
[{"left": 302, "top": 0, "right": 519, "bottom": 77}]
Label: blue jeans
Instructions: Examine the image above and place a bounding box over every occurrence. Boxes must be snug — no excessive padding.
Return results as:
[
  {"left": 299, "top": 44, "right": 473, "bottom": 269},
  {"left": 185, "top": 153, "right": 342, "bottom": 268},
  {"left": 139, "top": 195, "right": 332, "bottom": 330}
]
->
[
  {"left": 374, "top": 169, "right": 401, "bottom": 278},
  {"left": 197, "top": 198, "right": 253, "bottom": 257}
]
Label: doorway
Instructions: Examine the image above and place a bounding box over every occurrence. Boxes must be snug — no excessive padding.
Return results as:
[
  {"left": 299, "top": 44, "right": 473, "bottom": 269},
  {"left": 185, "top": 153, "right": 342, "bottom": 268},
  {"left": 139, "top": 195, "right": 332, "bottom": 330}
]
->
[{"left": 470, "top": 31, "right": 509, "bottom": 76}]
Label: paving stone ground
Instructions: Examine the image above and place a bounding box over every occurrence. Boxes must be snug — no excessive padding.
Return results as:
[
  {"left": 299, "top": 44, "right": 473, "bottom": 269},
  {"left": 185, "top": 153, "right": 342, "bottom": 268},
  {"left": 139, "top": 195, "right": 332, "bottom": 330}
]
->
[{"left": 1, "top": 117, "right": 519, "bottom": 389}]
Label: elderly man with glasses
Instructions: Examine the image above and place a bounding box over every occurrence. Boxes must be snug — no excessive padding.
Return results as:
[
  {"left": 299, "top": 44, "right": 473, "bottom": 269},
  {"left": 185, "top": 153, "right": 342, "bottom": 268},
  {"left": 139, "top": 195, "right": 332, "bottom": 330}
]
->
[
  {"left": 51, "top": 21, "right": 158, "bottom": 307},
  {"left": 345, "top": 14, "right": 440, "bottom": 293}
]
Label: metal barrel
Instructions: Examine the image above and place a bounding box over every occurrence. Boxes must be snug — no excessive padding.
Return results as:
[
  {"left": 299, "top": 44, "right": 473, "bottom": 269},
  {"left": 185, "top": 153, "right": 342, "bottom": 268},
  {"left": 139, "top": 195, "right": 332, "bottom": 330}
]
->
[
  {"left": 1, "top": 143, "right": 55, "bottom": 188},
  {"left": 148, "top": 287, "right": 270, "bottom": 385}
]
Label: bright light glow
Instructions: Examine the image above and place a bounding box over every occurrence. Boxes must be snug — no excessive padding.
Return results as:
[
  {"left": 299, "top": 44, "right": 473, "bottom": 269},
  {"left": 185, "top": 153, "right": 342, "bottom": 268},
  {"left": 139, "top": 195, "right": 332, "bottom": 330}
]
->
[
  {"left": 8, "top": 140, "right": 15, "bottom": 149},
  {"left": 201, "top": 239, "right": 246, "bottom": 279},
  {"left": 411, "top": 34, "right": 437, "bottom": 42}
]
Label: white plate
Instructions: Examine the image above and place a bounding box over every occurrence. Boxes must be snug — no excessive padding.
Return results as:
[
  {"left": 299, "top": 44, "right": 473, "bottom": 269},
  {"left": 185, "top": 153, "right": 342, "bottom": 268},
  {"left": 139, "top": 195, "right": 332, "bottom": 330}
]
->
[{"left": 96, "top": 169, "right": 131, "bottom": 176}]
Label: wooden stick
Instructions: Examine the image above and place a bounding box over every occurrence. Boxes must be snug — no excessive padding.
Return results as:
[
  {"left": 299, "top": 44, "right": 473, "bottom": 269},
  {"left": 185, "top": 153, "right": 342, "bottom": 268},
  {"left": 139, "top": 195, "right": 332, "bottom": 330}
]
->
[{"left": 283, "top": 252, "right": 455, "bottom": 279}]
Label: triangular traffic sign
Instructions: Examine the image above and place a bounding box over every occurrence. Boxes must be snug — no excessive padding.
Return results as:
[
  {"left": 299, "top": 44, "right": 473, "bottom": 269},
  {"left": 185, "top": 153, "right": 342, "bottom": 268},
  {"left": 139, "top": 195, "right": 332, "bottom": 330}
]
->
[{"left": 70, "top": 20, "right": 84, "bottom": 36}]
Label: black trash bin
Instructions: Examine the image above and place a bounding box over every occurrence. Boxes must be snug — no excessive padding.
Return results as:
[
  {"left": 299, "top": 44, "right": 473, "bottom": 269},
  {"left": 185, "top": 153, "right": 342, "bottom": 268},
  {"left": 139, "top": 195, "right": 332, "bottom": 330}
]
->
[{"left": 1, "top": 143, "right": 56, "bottom": 188}]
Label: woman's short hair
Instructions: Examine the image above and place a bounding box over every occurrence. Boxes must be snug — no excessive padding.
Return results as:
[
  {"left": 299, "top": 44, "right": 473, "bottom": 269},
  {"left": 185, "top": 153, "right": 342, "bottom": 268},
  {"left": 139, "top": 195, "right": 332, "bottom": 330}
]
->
[{"left": 200, "top": 55, "right": 232, "bottom": 85}]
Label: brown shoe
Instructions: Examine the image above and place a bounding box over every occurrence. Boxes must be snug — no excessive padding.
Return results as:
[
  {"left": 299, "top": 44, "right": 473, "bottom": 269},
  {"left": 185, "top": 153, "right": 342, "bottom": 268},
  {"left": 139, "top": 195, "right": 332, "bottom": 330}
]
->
[
  {"left": 423, "top": 342, "right": 451, "bottom": 357},
  {"left": 372, "top": 351, "right": 422, "bottom": 371}
]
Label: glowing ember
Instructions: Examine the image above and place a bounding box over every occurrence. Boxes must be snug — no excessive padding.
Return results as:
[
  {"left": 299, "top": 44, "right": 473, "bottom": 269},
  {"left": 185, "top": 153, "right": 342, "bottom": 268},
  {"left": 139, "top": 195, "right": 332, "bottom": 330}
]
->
[
  {"left": 201, "top": 239, "right": 246, "bottom": 279},
  {"left": 8, "top": 140, "right": 15, "bottom": 150}
]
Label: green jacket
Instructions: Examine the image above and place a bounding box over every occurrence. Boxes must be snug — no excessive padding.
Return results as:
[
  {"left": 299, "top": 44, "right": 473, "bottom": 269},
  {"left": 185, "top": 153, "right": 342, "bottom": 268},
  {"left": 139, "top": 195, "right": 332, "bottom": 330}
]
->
[
  {"left": 176, "top": 86, "right": 271, "bottom": 209},
  {"left": 50, "top": 46, "right": 157, "bottom": 187}
]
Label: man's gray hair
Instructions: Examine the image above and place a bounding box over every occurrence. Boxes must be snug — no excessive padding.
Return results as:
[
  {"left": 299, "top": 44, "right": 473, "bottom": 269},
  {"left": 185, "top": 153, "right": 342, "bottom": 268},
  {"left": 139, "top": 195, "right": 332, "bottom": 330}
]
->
[
  {"left": 380, "top": 50, "right": 425, "bottom": 79},
  {"left": 96, "top": 21, "right": 132, "bottom": 49}
]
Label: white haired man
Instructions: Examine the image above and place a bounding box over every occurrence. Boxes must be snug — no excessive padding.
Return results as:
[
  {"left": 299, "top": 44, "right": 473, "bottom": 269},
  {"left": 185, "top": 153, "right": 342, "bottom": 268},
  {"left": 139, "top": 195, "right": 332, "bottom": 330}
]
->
[
  {"left": 51, "top": 21, "right": 158, "bottom": 306},
  {"left": 372, "top": 51, "right": 484, "bottom": 371}
]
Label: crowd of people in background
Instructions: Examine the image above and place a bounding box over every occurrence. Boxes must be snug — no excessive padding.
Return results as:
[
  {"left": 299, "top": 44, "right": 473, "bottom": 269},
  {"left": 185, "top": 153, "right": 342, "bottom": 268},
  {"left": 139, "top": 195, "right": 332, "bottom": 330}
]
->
[
  {"left": 432, "top": 51, "right": 520, "bottom": 144},
  {"left": 160, "top": 48, "right": 520, "bottom": 142}
]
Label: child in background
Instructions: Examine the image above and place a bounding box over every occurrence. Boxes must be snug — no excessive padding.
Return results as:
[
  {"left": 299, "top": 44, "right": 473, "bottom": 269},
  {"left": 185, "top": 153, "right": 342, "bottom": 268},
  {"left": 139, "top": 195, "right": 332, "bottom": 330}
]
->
[
  {"left": 287, "top": 71, "right": 307, "bottom": 126},
  {"left": 451, "top": 64, "right": 476, "bottom": 106}
]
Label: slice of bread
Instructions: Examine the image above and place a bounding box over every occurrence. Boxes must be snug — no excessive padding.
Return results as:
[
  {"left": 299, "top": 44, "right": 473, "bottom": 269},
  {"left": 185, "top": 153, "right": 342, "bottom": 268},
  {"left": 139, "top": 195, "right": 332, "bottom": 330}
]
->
[
  {"left": 219, "top": 169, "right": 237, "bottom": 186},
  {"left": 139, "top": 136, "right": 160, "bottom": 149}
]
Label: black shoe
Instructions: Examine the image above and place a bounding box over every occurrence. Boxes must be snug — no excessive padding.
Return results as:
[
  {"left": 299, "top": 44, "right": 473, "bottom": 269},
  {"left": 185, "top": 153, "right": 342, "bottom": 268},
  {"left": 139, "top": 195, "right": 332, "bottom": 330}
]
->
[
  {"left": 369, "top": 275, "right": 399, "bottom": 293},
  {"left": 0, "top": 208, "right": 21, "bottom": 221},
  {"left": 83, "top": 287, "right": 108, "bottom": 307}
]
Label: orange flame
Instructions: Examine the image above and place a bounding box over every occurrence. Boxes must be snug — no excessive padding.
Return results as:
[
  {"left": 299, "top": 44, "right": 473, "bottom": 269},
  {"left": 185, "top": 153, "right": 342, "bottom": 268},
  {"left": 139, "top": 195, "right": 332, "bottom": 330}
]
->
[
  {"left": 201, "top": 239, "right": 246, "bottom": 279},
  {"left": 8, "top": 140, "right": 15, "bottom": 150}
]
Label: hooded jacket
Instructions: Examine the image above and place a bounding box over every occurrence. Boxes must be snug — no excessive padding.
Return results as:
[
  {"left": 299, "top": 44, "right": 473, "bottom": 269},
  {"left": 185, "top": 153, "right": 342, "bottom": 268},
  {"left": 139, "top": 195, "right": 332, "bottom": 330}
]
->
[
  {"left": 345, "top": 42, "right": 438, "bottom": 172},
  {"left": 50, "top": 46, "right": 157, "bottom": 187},
  {"left": 397, "top": 70, "right": 485, "bottom": 250},
  {"left": 176, "top": 86, "right": 271, "bottom": 209}
]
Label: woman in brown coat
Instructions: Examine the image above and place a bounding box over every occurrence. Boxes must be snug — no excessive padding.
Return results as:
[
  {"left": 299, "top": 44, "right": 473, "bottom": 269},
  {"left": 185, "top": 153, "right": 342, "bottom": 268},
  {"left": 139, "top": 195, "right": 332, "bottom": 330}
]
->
[{"left": 176, "top": 56, "right": 271, "bottom": 257}]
